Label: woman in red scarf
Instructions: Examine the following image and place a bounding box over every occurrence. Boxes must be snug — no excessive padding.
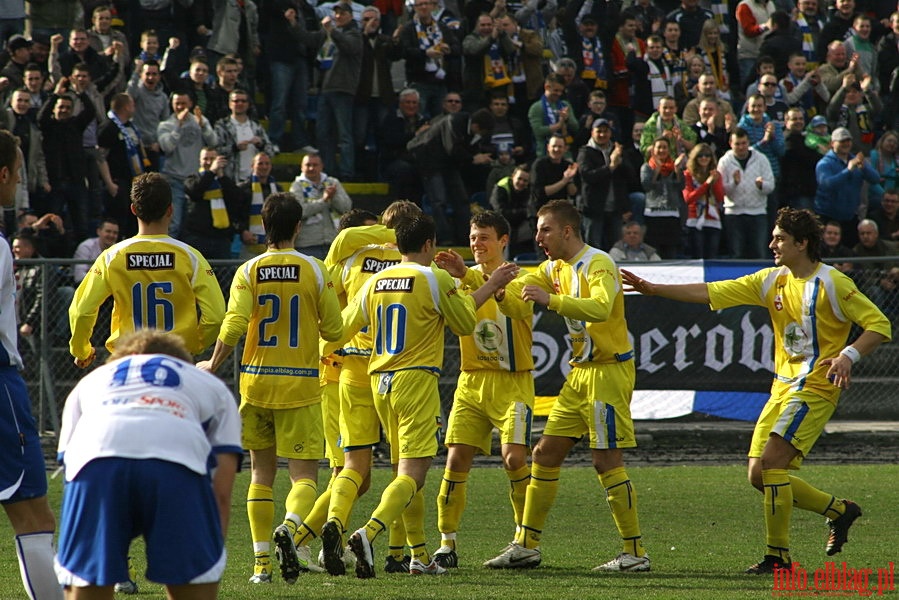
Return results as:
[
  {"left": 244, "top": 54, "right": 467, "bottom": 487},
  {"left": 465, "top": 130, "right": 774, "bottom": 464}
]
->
[
  {"left": 683, "top": 142, "right": 725, "bottom": 258},
  {"left": 639, "top": 137, "right": 685, "bottom": 258}
]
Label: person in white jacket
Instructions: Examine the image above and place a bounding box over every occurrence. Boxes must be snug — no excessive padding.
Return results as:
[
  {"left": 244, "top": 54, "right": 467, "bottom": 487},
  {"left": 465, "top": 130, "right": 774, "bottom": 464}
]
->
[{"left": 717, "top": 128, "right": 775, "bottom": 258}]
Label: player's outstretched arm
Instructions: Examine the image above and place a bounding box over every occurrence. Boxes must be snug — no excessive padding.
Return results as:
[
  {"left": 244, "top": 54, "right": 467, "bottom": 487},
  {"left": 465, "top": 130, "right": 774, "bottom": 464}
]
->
[{"left": 621, "top": 268, "right": 712, "bottom": 304}]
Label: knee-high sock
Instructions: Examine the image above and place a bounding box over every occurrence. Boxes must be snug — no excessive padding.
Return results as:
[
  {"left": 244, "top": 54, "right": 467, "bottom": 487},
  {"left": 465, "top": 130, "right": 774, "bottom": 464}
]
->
[
  {"left": 327, "top": 468, "right": 364, "bottom": 531},
  {"left": 295, "top": 488, "right": 330, "bottom": 547},
  {"left": 790, "top": 475, "right": 845, "bottom": 519},
  {"left": 387, "top": 513, "right": 408, "bottom": 560},
  {"left": 437, "top": 468, "right": 468, "bottom": 545},
  {"left": 365, "top": 474, "right": 417, "bottom": 544},
  {"left": 506, "top": 465, "right": 530, "bottom": 531},
  {"left": 762, "top": 469, "right": 792, "bottom": 561},
  {"left": 284, "top": 479, "right": 317, "bottom": 535},
  {"left": 515, "top": 464, "right": 560, "bottom": 549},
  {"left": 599, "top": 467, "right": 645, "bottom": 557},
  {"left": 247, "top": 484, "right": 275, "bottom": 553},
  {"left": 16, "top": 532, "right": 62, "bottom": 600},
  {"left": 403, "top": 489, "right": 429, "bottom": 562}
]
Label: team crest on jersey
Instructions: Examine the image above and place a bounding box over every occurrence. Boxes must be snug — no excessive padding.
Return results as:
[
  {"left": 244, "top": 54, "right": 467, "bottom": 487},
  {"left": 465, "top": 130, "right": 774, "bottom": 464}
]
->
[
  {"left": 474, "top": 319, "right": 502, "bottom": 353},
  {"left": 126, "top": 252, "right": 175, "bottom": 270},
  {"left": 774, "top": 293, "right": 783, "bottom": 311},
  {"left": 374, "top": 277, "right": 414, "bottom": 292},
  {"left": 783, "top": 322, "right": 809, "bottom": 356},
  {"left": 257, "top": 265, "right": 299, "bottom": 282},
  {"left": 361, "top": 257, "right": 400, "bottom": 273}
]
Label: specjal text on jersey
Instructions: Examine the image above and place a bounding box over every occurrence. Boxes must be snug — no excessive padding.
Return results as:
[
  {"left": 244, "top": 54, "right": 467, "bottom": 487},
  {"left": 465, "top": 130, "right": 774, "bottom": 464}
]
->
[
  {"left": 257, "top": 265, "right": 299, "bottom": 282},
  {"left": 362, "top": 258, "right": 400, "bottom": 273},
  {"left": 374, "top": 276, "right": 414, "bottom": 293},
  {"left": 127, "top": 252, "right": 175, "bottom": 270}
]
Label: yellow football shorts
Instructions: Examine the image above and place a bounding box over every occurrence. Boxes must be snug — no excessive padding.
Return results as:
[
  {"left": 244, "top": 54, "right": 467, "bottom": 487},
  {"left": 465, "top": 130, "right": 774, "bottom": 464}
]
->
[
  {"left": 748, "top": 388, "right": 835, "bottom": 469},
  {"left": 339, "top": 379, "right": 381, "bottom": 449},
  {"left": 445, "top": 370, "right": 534, "bottom": 455},
  {"left": 371, "top": 369, "right": 442, "bottom": 463},
  {"left": 543, "top": 361, "right": 636, "bottom": 449},
  {"left": 240, "top": 400, "right": 324, "bottom": 460},
  {"left": 320, "top": 381, "right": 343, "bottom": 468}
]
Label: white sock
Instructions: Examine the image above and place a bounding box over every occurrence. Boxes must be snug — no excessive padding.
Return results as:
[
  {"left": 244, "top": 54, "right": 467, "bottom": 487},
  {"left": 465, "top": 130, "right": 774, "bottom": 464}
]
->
[{"left": 16, "top": 532, "right": 63, "bottom": 600}]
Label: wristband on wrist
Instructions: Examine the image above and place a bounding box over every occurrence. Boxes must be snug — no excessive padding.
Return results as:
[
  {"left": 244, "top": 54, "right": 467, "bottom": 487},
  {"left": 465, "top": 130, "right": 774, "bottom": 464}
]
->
[{"left": 839, "top": 346, "right": 861, "bottom": 364}]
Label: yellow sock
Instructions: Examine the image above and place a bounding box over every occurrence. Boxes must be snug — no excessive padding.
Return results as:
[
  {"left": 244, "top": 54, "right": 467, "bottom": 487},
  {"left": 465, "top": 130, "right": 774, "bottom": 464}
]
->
[
  {"left": 247, "top": 483, "right": 275, "bottom": 554},
  {"left": 387, "top": 513, "right": 408, "bottom": 560},
  {"left": 404, "top": 489, "right": 429, "bottom": 562},
  {"left": 328, "top": 468, "right": 364, "bottom": 531},
  {"left": 295, "top": 488, "right": 331, "bottom": 547},
  {"left": 506, "top": 465, "right": 530, "bottom": 530},
  {"left": 762, "top": 469, "right": 792, "bottom": 562},
  {"left": 599, "top": 467, "right": 645, "bottom": 558},
  {"left": 253, "top": 552, "right": 272, "bottom": 576},
  {"left": 366, "top": 474, "right": 417, "bottom": 543},
  {"left": 516, "top": 464, "right": 560, "bottom": 549},
  {"left": 437, "top": 469, "right": 468, "bottom": 541},
  {"left": 284, "top": 478, "right": 317, "bottom": 534},
  {"left": 790, "top": 476, "right": 845, "bottom": 519}
]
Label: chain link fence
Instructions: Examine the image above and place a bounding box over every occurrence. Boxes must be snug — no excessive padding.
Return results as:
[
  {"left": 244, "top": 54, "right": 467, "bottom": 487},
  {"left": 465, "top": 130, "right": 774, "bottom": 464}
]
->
[{"left": 17, "top": 256, "right": 899, "bottom": 438}]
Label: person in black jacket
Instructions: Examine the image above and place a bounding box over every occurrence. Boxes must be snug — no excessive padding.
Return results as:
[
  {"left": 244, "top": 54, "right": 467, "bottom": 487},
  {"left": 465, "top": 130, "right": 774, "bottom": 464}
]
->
[
  {"left": 182, "top": 147, "right": 243, "bottom": 259},
  {"left": 576, "top": 118, "right": 633, "bottom": 250},
  {"left": 780, "top": 107, "right": 820, "bottom": 211},
  {"left": 489, "top": 164, "right": 534, "bottom": 258},
  {"left": 380, "top": 88, "right": 428, "bottom": 202},
  {"left": 37, "top": 79, "right": 96, "bottom": 243}
]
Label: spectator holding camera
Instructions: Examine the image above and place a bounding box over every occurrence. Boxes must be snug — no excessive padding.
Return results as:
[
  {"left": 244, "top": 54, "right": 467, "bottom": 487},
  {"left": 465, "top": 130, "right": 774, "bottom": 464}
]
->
[{"left": 183, "top": 147, "right": 243, "bottom": 259}]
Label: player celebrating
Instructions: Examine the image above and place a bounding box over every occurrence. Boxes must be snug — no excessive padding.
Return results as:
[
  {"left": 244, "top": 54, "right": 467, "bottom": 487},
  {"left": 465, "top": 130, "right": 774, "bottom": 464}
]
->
[
  {"left": 56, "top": 330, "right": 240, "bottom": 600},
  {"left": 0, "top": 130, "right": 62, "bottom": 600},
  {"left": 197, "top": 193, "right": 343, "bottom": 584},
  {"left": 485, "top": 199, "right": 649, "bottom": 572},
  {"left": 430, "top": 211, "right": 535, "bottom": 568},
  {"left": 332, "top": 215, "right": 518, "bottom": 578},
  {"left": 68, "top": 172, "right": 225, "bottom": 368},
  {"left": 621, "top": 208, "right": 891, "bottom": 573}
]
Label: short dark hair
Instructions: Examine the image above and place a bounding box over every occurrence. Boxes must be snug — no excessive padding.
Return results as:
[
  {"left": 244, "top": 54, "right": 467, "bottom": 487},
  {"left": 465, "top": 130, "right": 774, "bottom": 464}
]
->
[
  {"left": 130, "top": 173, "right": 172, "bottom": 222},
  {"left": 470, "top": 108, "right": 495, "bottom": 134},
  {"left": 775, "top": 207, "right": 822, "bottom": 262},
  {"left": 262, "top": 192, "right": 303, "bottom": 245},
  {"left": 731, "top": 127, "right": 750, "bottom": 141},
  {"left": 537, "top": 199, "right": 581, "bottom": 235},
  {"left": 395, "top": 214, "right": 436, "bottom": 254},
  {"left": 0, "top": 130, "right": 18, "bottom": 177},
  {"left": 339, "top": 208, "right": 379, "bottom": 231},
  {"left": 470, "top": 210, "right": 510, "bottom": 239}
]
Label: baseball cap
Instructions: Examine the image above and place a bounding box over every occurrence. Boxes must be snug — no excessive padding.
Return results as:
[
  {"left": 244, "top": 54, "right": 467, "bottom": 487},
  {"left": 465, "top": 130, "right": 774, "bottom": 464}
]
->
[
  {"left": 831, "top": 127, "right": 852, "bottom": 142},
  {"left": 333, "top": 1, "right": 353, "bottom": 12},
  {"left": 809, "top": 115, "right": 827, "bottom": 128},
  {"left": 7, "top": 34, "right": 32, "bottom": 53},
  {"left": 592, "top": 118, "right": 612, "bottom": 129}
]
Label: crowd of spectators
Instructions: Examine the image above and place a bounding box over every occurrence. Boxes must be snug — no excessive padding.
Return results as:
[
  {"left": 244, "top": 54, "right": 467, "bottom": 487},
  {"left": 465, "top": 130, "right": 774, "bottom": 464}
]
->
[{"left": 2, "top": 0, "right": 899, "bottom": 322}]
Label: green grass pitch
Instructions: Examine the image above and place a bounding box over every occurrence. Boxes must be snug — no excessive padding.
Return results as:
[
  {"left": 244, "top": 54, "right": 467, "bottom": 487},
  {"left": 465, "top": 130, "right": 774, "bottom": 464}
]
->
[{"left": 0, "top": 463, "right": 896, "bottom": 599}]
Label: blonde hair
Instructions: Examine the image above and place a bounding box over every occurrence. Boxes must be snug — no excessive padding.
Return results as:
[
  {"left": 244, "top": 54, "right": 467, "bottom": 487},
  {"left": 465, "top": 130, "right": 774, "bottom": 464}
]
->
[{"left": 381, "top": 200, "right": 423, "bottom": 230}]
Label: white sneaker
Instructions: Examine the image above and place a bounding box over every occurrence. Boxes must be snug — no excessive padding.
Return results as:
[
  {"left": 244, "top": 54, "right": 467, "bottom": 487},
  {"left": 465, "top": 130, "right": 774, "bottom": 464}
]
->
[
  {"left": 297, "top": 544, "right": 325, "bottom": 573},
  {"left": 592, "top": 552, "right": 651, "bottom": 572},
  {"left": 483, "top": 541, "right": 541, "bottom": 569},
  {"left": 409, "top": 558, "right": 447, "bottom": 575},
  {"left": 347, "top": 528, "right": 376, "bottom": 579}
]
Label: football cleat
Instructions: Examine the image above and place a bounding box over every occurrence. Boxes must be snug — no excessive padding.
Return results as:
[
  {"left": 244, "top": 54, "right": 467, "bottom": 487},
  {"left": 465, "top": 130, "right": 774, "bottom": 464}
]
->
[
  {"left": 113, "top": 580, "right": 138, "bottom": 594},
  {"left": 321, "top": 521, "right": 346, "bottom": 576},
  {"left": 248, "top": 572, "right": 273, "bottom": 584},
  {"left": 296, "top": 544, "right": 324, "bottom": 573},
  {"left": 384, "top": 554, "right": 411, "bottom": 573},
  {"left": 273, "top": 524, "right": 302, "bottom": 584},
  {"left": 410, "top": 558, "right": 447, "bottom": 575},
  {"left": 483, "top": 541, "right": 541, "bottom": 569},
  {"left": 433, "top": 546, "right": 458, "bottom": 568},
  {"left": 826, "top": 500, "right": 862, "bottom": 556},
  {"left": 746, "top": 555, "right": 792, "bottom": 575},
  {"left": 592, "top": 552, "right": 651, "bottom": 572},
  {"left": 348, "top": 528, "right": 376, "bottom": 579}
]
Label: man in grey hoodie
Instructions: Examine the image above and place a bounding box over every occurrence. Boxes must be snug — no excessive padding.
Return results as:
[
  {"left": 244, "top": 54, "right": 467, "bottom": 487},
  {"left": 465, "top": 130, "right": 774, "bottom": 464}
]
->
[{"left": 157, "top": 92, "right": 218, "bottom": 238}]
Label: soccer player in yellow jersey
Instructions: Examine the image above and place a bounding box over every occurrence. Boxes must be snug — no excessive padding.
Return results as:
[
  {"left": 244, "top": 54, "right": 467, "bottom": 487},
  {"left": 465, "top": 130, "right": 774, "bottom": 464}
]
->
[
  {"left": 69, "top": 172, "right": 225, "bottom": 368},
  {"left": 331, "top": 215, "right": 518, "bottom": 578},
  {"left": 621, "top": 208, "right": 891, "bottom": 574},
  {"left": 485, "top": 199, "right": 649, "bottom": 572},
  {"left": 430, "top": 211, "right": 535, "bottom": 569},
  {"left": 197, "top": 193, "right": 344, "bottom": 584},
  {"left": 305, "top": 202, "right": 422, "bottom": 576}
]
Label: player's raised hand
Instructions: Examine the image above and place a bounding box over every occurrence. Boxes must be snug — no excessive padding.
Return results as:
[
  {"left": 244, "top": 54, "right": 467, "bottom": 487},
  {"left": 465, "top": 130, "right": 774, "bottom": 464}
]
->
[
  {"left": 620, "top": 269, "right": 655, "bottom": 295},
  {"left": 487, "top": 261, "right": 520, "bottom": 290},
  {"left": 521, "top": 283, "right": 549, "bottom": 306},
  {"left": 435, "top": 249, "right": 466, "bottom": 278}
]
